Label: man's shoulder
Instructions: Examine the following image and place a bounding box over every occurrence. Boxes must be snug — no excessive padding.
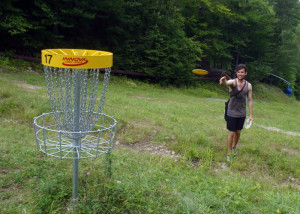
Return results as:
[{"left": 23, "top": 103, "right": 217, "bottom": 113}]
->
[
  {"left": 246, "top": 81, "right": 252, "bottom": 91},
  {"left": 247, "top": 81, "right": 252, "bottom": 87}
]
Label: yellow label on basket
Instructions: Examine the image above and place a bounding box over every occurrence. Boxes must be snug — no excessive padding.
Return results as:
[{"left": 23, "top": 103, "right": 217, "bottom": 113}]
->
[{"left": 41, "top": 49, "right": 113, "bottom": 69}]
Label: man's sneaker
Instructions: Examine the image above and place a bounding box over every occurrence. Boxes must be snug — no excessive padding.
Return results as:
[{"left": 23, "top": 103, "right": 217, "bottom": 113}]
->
[
  {"left": 232, "top": 147, "right": 237, "bottom": 156},
  {"left": 226, "top": 155, "right": 231, "bottom": 162}
]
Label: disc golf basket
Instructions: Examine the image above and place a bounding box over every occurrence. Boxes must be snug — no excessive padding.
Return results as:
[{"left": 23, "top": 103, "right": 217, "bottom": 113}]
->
[{"left": 33, "top": 49, "right": 118, "bottom": 204}]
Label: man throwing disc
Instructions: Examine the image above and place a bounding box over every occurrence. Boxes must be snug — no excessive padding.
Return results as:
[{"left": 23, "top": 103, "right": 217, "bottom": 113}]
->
[{"left": 219, "top": 64, "right": 253, "bottom": 162}]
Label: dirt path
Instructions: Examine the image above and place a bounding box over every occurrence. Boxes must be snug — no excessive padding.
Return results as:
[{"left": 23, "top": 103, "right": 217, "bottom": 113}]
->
[
  {"left": 0, "top": 76, "right": 44, "bottom": 91},
  {"left": 256, "top": 124, "right": 300, "bottom": 136}
]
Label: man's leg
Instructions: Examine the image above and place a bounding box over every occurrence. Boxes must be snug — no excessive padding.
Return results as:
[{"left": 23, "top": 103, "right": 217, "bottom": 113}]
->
[
  {"left": 226, "top": 116, "right": 238, "bottom": 161},
  {"left": 232, "top": 130, "right": 241, "bottom": 155},
  {"left": 233, "top": 130, "right": 241, "bottom": 148},
  {"left": 227, "top": 131, "right": 235, "bottom": 155},
  {"left": 232, "top": 117, "right": 245, "bottom": 151}
]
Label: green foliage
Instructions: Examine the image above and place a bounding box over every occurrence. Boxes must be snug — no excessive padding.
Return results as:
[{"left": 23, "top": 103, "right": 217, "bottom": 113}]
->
[
  {"left": 0, "top": 0, "right": 299, "bottom": 93},
  {"left": 294, "top": 24, "right": 300, "bottom": 99},
  {"left": 0, "top": 0, "right": 32, "bottom": 35},
  {"left": 0, "top": 56, "right": 18, "bottom": 72},
  {"left": 33, "top": 173, "right": 71, "bottom": 213},
  {"left": 112, "top": 0, "right": 201, "bottom": 86},
  {"left": 270, "top": 0, "right": 300, "bottom": 95},
  {"left": 253, "top": 83, "right": 296, "bottom": 103}
]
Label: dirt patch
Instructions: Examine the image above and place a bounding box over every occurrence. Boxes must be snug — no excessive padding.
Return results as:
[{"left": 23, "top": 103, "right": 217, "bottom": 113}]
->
[
  {"left": 16, "top": 82, "right": 43, "bottom": 90},
  {"left": 281, "top": 146, "right": 300, "bottom": 156},
  {"left": 274, "top": 176, "right": 300, "bottom": 192},
  {"left": 1, "top": 184, "right": 20, "bottom": 193},
  {"left": 242, "top": 168, "right": 299, "bottom": 192},
  {"left": 0, "top": 169, "right": 9, "bottom": 178},
  {"left": 115, "top": 140, "right": 180, "bottom": 159},
  {"left": 116, "top": 120, "right": 180, "bottom": 159},
  {"left": 213, "top": 162, "right": 229, "bottom": 173}
]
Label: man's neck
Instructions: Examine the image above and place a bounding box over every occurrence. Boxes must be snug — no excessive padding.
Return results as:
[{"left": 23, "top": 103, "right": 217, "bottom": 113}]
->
[{"left": 236, "top": 78, "right": 245, "bottom": 83}]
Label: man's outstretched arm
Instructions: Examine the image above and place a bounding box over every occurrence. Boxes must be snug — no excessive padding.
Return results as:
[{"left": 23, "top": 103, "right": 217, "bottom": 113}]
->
[{"left": 219, "top": 76, "right": 234, "bottom": 89}]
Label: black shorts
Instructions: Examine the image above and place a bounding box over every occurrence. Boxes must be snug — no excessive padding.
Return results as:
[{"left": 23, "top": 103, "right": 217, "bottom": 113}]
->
[{"left": 227, "top": 116, "right": 246, "bottom": 132}]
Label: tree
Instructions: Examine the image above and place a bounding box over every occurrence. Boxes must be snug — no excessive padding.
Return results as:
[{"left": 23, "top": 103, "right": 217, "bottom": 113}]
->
[
  {"left": 0, "top": 0, "right": 33, "bottom": 52},
  {"left": 112, "top": 0, "right": 202, "bottom": 86},
  {"left": 270, "top": 0, "right": 300, "bottom": 90}
]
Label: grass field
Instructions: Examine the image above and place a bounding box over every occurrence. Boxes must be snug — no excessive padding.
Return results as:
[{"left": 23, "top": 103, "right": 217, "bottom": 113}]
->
[{"left": 0, "top": 59, "right": 299, "bottom": 213}]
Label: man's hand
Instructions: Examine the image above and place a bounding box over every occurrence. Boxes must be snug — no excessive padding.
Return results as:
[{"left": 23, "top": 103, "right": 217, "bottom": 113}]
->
[
  {"left": 219, "top": 76, "right": 226, "bottom": 85},
  {"left": 249, "top": 116, "right": 253, "bottom": 123}
]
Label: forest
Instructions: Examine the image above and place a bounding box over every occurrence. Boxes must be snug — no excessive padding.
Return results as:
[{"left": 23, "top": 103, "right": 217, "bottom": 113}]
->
[{"left": 0, "top": 0, "right": 299, "bottom": 98}]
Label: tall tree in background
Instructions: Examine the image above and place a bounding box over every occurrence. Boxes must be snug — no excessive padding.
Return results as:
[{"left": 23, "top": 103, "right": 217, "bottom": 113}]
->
[
  {"left": 235, "top": 0, "right": 276, "bottom": 82},
  {"left": 180, "top": 0, "right": 236, "bottom": 70},
  {"left": 269, "top": 0, "right": 300, "bottom": 97},
  {"left": 111, "top": 0, "right": 202, "bottom": 86},
  {"left": 294, "top": 24, "right": 300, "bottom": 99}
]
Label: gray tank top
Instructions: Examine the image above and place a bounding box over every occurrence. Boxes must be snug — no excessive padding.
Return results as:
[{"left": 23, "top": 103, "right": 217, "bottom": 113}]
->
[{"left": 227, "top": 79, "right": 248, "bottom": 118}]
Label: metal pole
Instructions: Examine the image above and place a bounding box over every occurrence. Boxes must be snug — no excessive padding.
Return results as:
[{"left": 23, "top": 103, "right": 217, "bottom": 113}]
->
[{"left": 72, "top": 69, "right": 81, "bottom": 204}]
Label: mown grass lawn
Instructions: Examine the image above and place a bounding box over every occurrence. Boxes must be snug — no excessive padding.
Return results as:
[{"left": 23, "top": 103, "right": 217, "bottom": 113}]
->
[{"left": 0, "top": 63, "right": 299, "bottom": 213}]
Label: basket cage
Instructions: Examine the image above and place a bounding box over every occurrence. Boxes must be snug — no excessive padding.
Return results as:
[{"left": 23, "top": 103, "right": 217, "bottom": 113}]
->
[{"left": 33, "top": 64, "right": 118, "bottom": 159}]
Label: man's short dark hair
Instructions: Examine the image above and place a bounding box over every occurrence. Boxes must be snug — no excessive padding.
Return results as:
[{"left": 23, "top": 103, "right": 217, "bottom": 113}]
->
[{"left": 235, "top": 64, "right": 247, "bottom": 72}]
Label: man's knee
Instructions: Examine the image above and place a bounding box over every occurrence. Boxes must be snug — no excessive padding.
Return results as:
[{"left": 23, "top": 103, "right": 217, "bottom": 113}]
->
[
  {"left": 228, "top": 131, "right": 235, "bottom": 137},
  {"left": 235, "top": 130, "right": 241, "bottom": 135}
]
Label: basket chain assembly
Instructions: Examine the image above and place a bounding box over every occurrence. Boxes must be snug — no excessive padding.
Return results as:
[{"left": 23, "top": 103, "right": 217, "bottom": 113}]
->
[{"left": 44, "top": 66, "right": 111, "bottom": 139}]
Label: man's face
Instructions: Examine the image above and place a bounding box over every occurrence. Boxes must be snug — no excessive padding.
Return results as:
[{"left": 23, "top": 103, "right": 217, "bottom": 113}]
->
[{"left": 236, "top": 68, "right": 247, "bottom": 80}]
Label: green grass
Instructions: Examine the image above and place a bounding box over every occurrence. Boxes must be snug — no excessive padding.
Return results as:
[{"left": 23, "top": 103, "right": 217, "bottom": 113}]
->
[{"left": 0, "top": 59, "right": 299, "bottom": 213}]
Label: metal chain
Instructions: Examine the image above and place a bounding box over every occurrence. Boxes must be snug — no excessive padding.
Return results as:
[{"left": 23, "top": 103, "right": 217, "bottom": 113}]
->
[
  {"left": 44, "top": 66, "right": 111, "bottom": 139},
  {"left": 90, "top": 67, "right": 111, "bottom": 130},
  {"left": 86, "top": 69, "right": 99, "bottom": 129},
  {"left": 65, "top": 68, "right": 73, "bottom": 133},
  {"left": 58, "top": 68, "right": 67, "bottom": 130},
  {"left": 79, "top": 70, "right": 88, "bottom": 131}
]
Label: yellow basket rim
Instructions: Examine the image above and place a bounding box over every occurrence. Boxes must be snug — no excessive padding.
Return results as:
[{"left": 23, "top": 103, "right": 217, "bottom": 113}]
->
[{"left": 41, "top": 49, "right": 113, "bottom": 69}]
